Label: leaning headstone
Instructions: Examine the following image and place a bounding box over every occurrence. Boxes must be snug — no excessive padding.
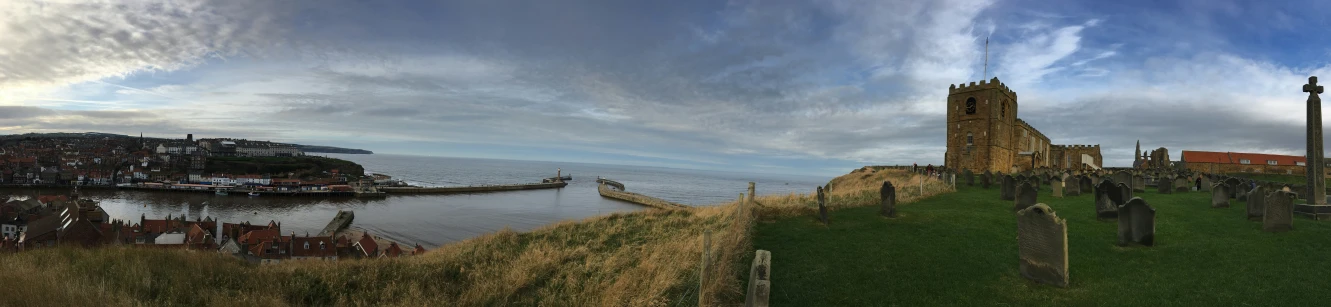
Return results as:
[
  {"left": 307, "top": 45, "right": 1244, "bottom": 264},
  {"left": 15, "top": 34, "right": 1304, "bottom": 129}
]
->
[
  {"left": 1211, "top": 184, "right": 1230, "bottom": 208},
  {"left": 1015, "top": 182, "right": 1038, "bottom": 212},
  {"left": 1173, "top": 177, "right": 1190, "bottom": 193},
  {"left": 1064, "top": 175, "right": 1080, "bottom": 197},
  {"left": 964, "top": 169, "right": 975, "bottom": 186},
  {"left": 1052, "top": 180, "right": 1064, "bottom": 198},
  {"left": 1264, "top": 190, "right": 1295, "bottom": 232},
  {"left": 817, "top": 186, "right": 828, "bottom": 225},
  {"left": 1001, "top": 175, "right": 1016, "bottom": 201},
  {"left": 1016, "top": 204, "right": 1069, "bottom": 288},
  {"left": 1247, "top": 185, "right": 1266, "bottom": 221},
  {"left": 1199, "top": 176, "right": 1213, "bottom": 192},
  {"left": 981, "top": 172, "right": 993, "bottom": 189},
  {"left": 1117, "top": 197, "right": 1156, "bottom": 247},
  {"left": 880, "top": 181, "right": 897, "bottom": 218},
  {"left": 1095, "top": 181, "right": 1119, "bottom": 220}
]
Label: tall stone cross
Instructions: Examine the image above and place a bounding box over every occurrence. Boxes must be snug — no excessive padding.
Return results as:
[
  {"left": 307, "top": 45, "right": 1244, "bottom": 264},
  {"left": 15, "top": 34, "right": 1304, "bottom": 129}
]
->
[{"left": 1306, "top": 76, "right": 1326, "bottom": 206}]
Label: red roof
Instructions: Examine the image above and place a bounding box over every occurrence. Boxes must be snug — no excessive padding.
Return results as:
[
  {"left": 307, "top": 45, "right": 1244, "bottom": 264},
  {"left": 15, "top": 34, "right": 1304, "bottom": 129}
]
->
[
  {"left": 290, "top": 236, "right": 337, "bottom": 258},
  {"left": 355, "top": 233, "right": 378, "bottom": 257},
  {"left": 1182, "top": 150, "right": 1306, "bottom": 166},
  {"left": 239, "top": 229, "right": 281, "bottom": 244}
]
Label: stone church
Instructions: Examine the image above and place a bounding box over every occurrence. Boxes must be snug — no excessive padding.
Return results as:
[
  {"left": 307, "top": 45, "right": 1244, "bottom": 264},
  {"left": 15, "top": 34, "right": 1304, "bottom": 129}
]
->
[{"left": 943, "top": 77, "right": 1103, "bottom": 173}]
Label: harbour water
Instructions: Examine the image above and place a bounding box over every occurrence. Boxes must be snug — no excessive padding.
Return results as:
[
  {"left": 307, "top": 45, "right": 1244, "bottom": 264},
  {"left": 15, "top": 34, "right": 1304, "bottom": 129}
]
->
[{"left": 1, "top": 154, "right": 832, "bottom": 248}]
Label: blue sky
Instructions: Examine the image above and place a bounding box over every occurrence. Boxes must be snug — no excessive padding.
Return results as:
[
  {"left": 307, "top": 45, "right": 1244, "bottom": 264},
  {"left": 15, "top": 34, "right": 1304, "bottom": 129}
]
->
[{"left": 4, "top": 0, "right": 1331, "bottom": 177}]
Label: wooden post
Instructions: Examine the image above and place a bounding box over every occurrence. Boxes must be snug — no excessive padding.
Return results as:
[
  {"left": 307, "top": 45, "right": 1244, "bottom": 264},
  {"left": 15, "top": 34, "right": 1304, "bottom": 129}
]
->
[{"left": 700, "top": 230, "right": 712, "bottom": 306}]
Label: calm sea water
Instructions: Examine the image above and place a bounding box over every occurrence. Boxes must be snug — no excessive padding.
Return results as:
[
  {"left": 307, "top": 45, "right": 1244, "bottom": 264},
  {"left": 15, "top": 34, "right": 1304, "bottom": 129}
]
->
[{"left": 2, "top": 154, "right": 831, "bottom": 248}]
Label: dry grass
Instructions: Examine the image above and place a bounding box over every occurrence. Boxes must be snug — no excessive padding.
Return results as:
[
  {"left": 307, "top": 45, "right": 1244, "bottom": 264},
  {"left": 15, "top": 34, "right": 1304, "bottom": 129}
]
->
[
  {"left": 753, "top": 167, "right": 956, "bottom": 219},
  {"left": 0, "top": 197, "right": 756, "bottom": 306}
]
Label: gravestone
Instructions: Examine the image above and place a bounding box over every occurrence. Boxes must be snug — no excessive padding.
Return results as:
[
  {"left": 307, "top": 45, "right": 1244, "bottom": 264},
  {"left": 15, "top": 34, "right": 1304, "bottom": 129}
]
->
[
  {"left": 1016, "top": 175, "right": 1028, "bottom": 185},
  {"left": 1117, "top": 183, "right": 1133, "bottom": 205},
  {"left": 1306, "top": 76, "right": 1327, "bottom": 207},
  {"left": 1200, "top": 176, "right": 1213, "bottom": 192},
  {"left": 1132, "top": 175, "right": 1146, "bottom": 193},
  {"left": 1079, "top": 176, "right": 1093, "bottom": 194},
  {"left": 1113, "top": 171, "right": 1133, "bottom": 188},
  {"left": 1117, "top": 197, "right": 1156, "bottom": 247},
  {"left": 1157, "top": 176, "right": 1173, "bottom": 194},
  {"left": 1224, "top": 178, "right": 1243, "bottom": 199},
  {"left": 1028, "top": 178, "right": 1041, "bottom": 191},
  {"left": 1015, "top": 182, "right": 1038, "bottom": 212},
  {"left": 1264, "top": 190, "right": 1295, "bottom": 232},
  {"left": 1174, "top": 177, "right": 1190, "bottom": 193},
  {"left": 964, "top": 169, "right": 975, "bottom": 186},
  {"left": 1095, "top": 180, "right": 1119, "bottom": 219},
  {"left": 981, "top": 172, "right": 993, "bottom": 189},
  {"left": 1001, "top": 175, "right": 1017, "bottom": 201},
  {"left": 1247, "top": 185, "right": 1266, "bottom": 221},
  {"left": 880, "top": 181, "right": 897, "bottom": 218},
  {"left": 1064, "top": 175, "right": 1081, "bottom": 197},
  {"left": 817, "top": 186, "right": 828, "bottom": 225},
  {"left": 1017, "top": 204, "right": 1069, "bottom": 288},
  {"left": 1211, "top": 184, "right": 1230, "bottom": 208},
  {"left": 1052, "top": 180, "right": 1064, "bottom": 198}
]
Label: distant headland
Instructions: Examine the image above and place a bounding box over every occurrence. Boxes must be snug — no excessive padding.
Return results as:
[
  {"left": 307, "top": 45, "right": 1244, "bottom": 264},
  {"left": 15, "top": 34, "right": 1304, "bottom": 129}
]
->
[{"left": 0, "top": 132, "right": 373, "bottom": 154}]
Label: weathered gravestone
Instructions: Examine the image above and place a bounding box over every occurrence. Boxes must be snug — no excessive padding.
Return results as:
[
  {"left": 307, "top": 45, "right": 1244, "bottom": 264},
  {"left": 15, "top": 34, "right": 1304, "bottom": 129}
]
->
[
  {"left": 1064, "top": 175, "right": 1080, "bottom": 197},
  {"left": 1017, "top": 204, "right": 1069, "bottom": 288},
  {"left": 1200, "top": 176, "right": 1213, "bottom": 192},
  {"left": 1113, "top": 171, "right": 1133, "bottom": 188},
  {"left": 1224, "top": 178, "right": 1242, "bottom": 199},
  {"left": 1264, "top": 190, "right": 1295, "bottom": 232},
  {"left": 1236, "top": 181, "right": 1253, "bottom": 201},
  {"left": 964, "top": 169, "right": 974, "bottom": 186},
  {"left": 1246, "top": 185, "right": 1266, "bottom": 221},
  {"left": 1117, "top": 183, "right": 1133, "bottom": 205},
  {"left": 1016, "top": 175, "right": 1028, "bottom": 185},
  {"left": 817, "top": 186, "right": 828, "bottom": 225},
  {"left": 1015, "top": 182, "right": 1038, "bottom": 212},
  {"left": 1028, "top": 178, "right": 1040, "bottom": 191},
  {"left": 1211, "top": 183, "right": 1230, "bottom": 208},
  {"left": 1132, "top": 175, "right": 1146, "bottom": 192},
  {"left": 1096, "top": 180, "right": 1119, "bottom": 219},
  {"left": 1001, "top": 175, "right": 1016, "bottom": 201},
  {"left": 1052, "top": 180, "right": 1064, "bottom": 198},
  {"left": 1157, "top": 176, "right": 1173, "bottom": 194},
  {"left": 880, "top": 181, "right": 897, "bottom": 218},
  {"left": 981, "top": 171, "right": 993, "bottom": 189},
  {"left": 1174, "top": 177, "right": 1190, "bottom": 193},
  {"left": 1117, "top": 197, "right": 1156, "bottom": 247},
  {"left": 1079, "top": 176, "right": 1093, "bottom": 194}
]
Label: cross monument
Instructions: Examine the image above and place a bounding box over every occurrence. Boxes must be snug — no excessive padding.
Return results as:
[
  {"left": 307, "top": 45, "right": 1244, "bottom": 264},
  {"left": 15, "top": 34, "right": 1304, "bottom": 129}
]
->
[{"left": 1306, "top": 76, "right": 1325, "bottom": 206}]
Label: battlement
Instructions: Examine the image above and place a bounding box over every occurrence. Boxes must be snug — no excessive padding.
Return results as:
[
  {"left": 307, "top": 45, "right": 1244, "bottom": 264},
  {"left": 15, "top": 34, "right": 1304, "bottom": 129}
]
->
[
  {"left": 948, "top": 77, "right": 1018, "bottom": 99},
  {"left": 1053, "top": 144, "right": 1101, "bottom": 149},
  {"left": 1014, "top": 118, "right": 1048, "bottom": 140}
]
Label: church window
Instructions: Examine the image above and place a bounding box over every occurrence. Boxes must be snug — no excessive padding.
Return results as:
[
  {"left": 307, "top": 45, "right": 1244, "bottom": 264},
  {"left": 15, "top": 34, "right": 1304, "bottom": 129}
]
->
[
  {"left": 1000, "top": 102, "right": 1006, "bottom": 119},
  {"left": 965, "top": 97, "right": 977, "bottom": 114}
]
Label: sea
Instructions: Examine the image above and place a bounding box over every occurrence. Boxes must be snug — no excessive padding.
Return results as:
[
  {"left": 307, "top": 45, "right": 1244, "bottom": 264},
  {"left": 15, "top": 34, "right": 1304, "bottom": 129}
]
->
[{"left": 1, "top": 154, "right": 832, "bottom": 248}]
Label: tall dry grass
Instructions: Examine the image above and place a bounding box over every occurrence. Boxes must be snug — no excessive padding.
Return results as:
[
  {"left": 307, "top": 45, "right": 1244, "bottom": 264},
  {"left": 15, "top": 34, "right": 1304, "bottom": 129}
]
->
[
  {"left": 753, "top": 167, "right": 956, "bottom": 219},
  {"left": 0, "top": 167, "right": 939, "bottom": 306}
]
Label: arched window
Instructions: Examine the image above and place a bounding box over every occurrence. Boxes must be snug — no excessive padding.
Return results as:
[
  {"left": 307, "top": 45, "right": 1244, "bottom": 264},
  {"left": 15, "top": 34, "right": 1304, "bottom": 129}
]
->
[{"left": 965, "top": 97, "right": 977, "bottom": 114}]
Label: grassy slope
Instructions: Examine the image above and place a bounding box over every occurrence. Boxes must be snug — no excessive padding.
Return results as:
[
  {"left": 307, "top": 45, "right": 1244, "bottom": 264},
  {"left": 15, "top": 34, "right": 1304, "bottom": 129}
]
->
[
  {"left": 205, "top": 156, "right": 365, "bottom": 178},
  {"left": 753, "top": 181, "right": 1331, "bottom": 305}
]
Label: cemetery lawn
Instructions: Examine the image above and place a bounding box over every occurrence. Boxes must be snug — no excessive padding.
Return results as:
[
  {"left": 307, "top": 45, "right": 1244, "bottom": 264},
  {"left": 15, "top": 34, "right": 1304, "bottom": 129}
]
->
[{"left": 752, "top": 183, "right": 1331, "bottom": 306}]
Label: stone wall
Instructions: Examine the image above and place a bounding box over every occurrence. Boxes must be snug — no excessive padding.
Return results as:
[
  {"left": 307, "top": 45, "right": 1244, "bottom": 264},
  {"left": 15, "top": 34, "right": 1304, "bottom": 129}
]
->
[
  {"left": 1187, "top": 162, "right": 1331, "bottom": 177},
  {"left": 1049, "top": 145, "right": 1103, "bottom": 170}
]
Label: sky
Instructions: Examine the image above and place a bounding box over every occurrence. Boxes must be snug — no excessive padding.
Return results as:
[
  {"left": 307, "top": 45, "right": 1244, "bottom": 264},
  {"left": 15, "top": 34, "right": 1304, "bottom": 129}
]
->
[{"left": 4, "top": 0, "right": 1331, "bottom": 177}]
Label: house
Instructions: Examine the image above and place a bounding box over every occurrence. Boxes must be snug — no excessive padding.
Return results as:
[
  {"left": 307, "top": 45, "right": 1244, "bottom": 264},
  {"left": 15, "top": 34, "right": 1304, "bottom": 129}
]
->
[
  {"left": 380, "top": 242, "right": 403, "bottom": 258},
  {"left": 411, "top": 244, "right": 427, "bottom": 256},
  {"left": 353, "top": 233, "right": 379, "bottom": 258},
  {"left": 290, "top": 235, "right": 338, "bottom": 261}
]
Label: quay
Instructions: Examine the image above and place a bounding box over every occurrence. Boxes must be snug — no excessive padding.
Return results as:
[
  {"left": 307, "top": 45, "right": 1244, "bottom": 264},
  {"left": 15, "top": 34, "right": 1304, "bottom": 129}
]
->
[
  {"left": 596, "top": 178, "right": 689, "bottom": 210},
  {"left": 380, "top": 181, "right": 568, "bottom": 194},
  {"left": 318, "top": 210, "right": 356, "bottom": 236}
]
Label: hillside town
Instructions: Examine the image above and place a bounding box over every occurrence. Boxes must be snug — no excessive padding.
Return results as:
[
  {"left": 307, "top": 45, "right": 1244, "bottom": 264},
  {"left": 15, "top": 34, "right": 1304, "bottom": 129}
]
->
[
  {"left": 0, "top": 191, "right": 424, "bottom": 262},
  {"left": 0, "top": 133, "right": 377, "bottom": 195}
]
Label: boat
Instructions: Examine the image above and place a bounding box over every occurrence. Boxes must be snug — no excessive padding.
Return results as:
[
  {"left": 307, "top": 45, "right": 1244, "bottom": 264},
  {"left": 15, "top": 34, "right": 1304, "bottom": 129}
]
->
[
  {"left": 215, "top": 189, "right": 228, "bottom": 196},
  {"left": 248, "top": 192, "right": 260, "bottom": 197}
]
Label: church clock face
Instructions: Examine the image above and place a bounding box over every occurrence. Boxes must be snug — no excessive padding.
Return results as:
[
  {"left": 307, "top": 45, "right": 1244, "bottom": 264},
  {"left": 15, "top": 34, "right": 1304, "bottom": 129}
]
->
[{"left": 965, "top": 97, "right": 977, "bottom": 114}]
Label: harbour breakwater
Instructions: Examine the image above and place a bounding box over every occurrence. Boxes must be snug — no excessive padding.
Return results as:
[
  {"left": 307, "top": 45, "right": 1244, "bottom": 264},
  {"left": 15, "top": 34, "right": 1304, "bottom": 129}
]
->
[
  {"left": 380, "top": 181, "right": 568, "bottom": 194},
  {"left": 596, "top": 179, "right": 690, "bottom": 210}
]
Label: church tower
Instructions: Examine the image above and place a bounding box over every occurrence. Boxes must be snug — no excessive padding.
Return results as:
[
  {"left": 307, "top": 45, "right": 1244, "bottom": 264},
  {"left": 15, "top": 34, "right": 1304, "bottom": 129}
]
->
[{"left": 944, "top": 77, "right": 1019, "bottom": 172}]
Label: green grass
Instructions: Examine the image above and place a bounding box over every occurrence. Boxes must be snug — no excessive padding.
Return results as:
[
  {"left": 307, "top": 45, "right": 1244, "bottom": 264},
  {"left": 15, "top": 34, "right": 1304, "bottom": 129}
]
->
[{"left": 752, "top": 182, "right": 1331, "bottom": 306}]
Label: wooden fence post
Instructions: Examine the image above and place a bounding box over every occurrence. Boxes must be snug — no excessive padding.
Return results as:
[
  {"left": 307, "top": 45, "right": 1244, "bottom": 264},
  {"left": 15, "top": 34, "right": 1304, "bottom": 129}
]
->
[{"left": 700, "top": 229, "right": 712, "bottom": 306}]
